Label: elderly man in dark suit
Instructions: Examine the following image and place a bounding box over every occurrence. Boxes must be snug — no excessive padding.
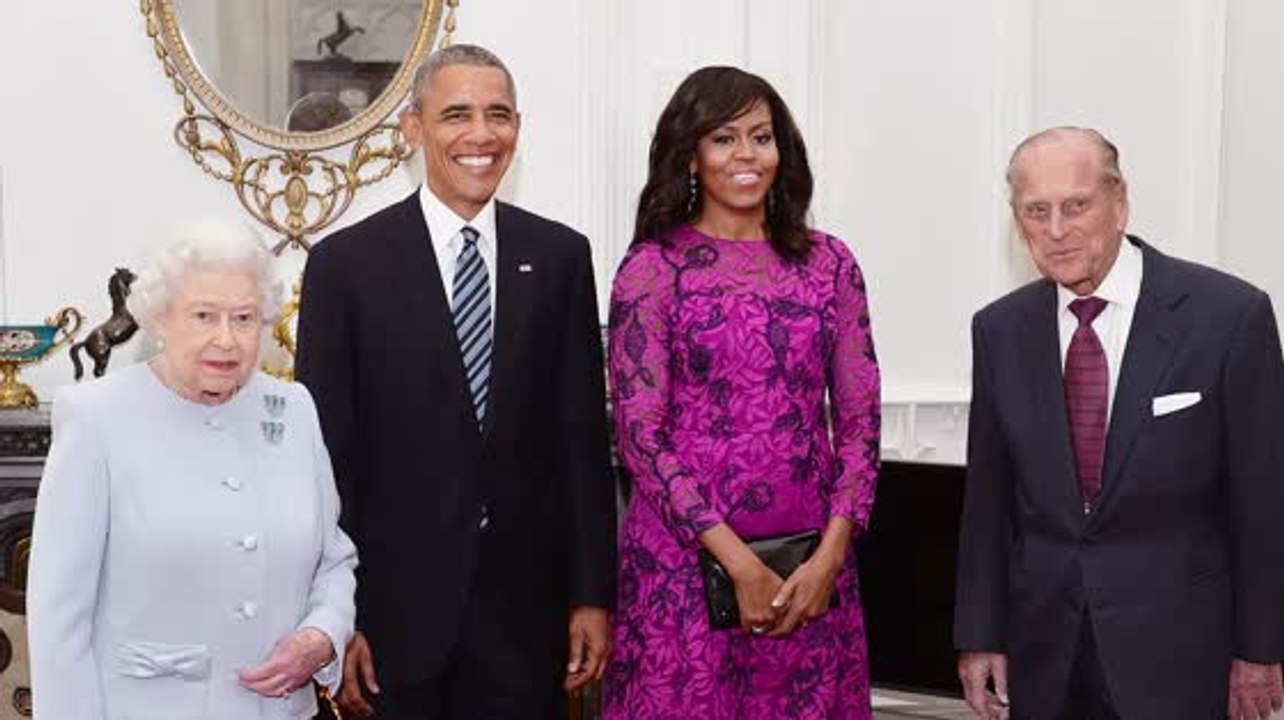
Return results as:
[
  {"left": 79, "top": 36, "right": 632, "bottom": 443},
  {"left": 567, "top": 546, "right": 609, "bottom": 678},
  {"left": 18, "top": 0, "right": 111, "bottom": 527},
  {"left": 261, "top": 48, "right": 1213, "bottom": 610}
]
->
[
  {"left": 954, "top": 127, "right": 1284, "bottom": 719},
  {"left": 296, "top": 44, "right": 615, "bottom": 720}
]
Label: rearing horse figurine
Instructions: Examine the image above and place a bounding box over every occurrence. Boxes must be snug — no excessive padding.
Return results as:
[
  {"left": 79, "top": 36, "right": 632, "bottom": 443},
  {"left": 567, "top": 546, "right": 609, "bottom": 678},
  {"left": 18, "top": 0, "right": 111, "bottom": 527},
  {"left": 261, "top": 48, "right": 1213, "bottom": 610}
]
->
[
  {"left": 316, "top": 11, "right": 366, "bottom": 59},
  {"left": 71, "top": 268, "right": 139, "bottom": 380}
]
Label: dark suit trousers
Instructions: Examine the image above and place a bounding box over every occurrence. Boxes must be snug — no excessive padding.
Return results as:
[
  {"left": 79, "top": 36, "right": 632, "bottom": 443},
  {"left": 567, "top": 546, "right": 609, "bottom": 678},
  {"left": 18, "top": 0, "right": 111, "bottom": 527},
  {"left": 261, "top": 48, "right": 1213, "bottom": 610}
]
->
[
  {"left": 1055, "top": 612, "right": 1119, "bottom": 720},
  {"left": 370, "top": 530, "right": 565, "bottom": 720}
]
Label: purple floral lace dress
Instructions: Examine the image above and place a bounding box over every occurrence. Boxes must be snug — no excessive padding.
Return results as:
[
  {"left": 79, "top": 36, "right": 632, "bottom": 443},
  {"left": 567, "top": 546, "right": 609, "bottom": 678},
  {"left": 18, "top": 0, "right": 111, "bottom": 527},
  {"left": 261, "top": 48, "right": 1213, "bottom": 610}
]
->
[{"left": 603, "top": 225, "right": 881, "bottom": 719}]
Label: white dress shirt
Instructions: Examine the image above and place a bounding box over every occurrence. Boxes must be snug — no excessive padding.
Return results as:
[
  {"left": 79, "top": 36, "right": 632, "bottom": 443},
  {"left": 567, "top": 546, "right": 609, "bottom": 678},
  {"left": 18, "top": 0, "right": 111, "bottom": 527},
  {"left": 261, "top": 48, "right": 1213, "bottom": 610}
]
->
[
  {"left": 418, "top": 184, "right": 498, "bottom": 320},
  {"left": 1057, "top": 238, "right": 1144, "bottom": 423}
]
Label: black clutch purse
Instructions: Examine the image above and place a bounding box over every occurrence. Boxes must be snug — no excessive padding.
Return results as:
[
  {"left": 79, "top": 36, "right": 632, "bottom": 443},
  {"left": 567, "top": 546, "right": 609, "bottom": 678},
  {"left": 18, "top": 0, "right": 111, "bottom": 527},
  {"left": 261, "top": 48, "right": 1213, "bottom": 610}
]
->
[{"left": 696, "top": 529, "right": 838, "bottom": 630}]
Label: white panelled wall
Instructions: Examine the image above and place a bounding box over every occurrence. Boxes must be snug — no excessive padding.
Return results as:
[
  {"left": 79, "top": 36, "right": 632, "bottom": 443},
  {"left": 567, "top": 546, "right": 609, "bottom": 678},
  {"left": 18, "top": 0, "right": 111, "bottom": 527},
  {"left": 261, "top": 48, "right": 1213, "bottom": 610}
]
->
[{"left": 1, "top": 0, "right": 1282, "bottom": 465}]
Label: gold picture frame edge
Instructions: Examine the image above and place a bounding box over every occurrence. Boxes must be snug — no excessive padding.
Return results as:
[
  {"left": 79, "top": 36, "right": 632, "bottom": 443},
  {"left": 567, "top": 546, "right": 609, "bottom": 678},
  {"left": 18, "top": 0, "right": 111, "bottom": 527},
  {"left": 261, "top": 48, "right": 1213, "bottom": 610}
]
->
[{"left": 151, "top": 0, "right": 445, "bottom": 152}]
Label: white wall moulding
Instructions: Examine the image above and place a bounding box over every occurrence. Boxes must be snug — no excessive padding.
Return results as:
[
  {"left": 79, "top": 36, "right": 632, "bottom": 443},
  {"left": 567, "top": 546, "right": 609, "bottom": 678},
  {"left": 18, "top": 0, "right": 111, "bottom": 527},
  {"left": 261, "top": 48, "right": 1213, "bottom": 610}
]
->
[
  {"left": 990, "top": 0, "right": 1039, "bottom": 295},
  {"left": 881, "top": 401, "right": 969, "bottom": 467},
  {"left": 1218, "top": 0, "right": 1284, "bottom": 306},
  {"left": 0, "top": 165, "right": 6, "bottom": 324},
  {"left": 816, "top": 0, "right": 1011, "bottom": 399},
  {"left": 1029, "top": 0, "right": 1231, "bottom": 267}
]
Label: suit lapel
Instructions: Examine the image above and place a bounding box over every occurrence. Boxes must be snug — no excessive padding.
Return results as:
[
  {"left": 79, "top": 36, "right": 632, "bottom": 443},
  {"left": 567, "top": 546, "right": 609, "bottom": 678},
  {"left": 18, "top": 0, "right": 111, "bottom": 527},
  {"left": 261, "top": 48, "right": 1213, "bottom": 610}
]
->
[
  {"left": 1019, "top": 282, "right": 1084, "bottom": 517},
  {"left": 1098, "top": 240, "right": 1186, "bottom": 506},
  {"left": 484, "top": 202, "right": 538, "bottom": 439},
  {"left": 387, "top": 194, "right": 482, "bottom": 437}
]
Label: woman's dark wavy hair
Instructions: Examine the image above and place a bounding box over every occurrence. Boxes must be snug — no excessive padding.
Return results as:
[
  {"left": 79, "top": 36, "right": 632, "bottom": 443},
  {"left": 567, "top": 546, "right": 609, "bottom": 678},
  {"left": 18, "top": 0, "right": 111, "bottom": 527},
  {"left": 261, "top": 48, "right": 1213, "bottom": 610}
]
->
[{"left": 632, "top": 66, "right": 815, "bottom": 261}]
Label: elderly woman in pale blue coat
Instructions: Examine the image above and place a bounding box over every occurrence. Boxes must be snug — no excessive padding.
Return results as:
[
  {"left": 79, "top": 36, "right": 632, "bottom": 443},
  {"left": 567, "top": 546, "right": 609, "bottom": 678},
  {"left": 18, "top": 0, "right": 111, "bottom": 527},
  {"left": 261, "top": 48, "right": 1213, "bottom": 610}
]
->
[{"left": 27, "top": 219, "right": 357, "bottom": 719}]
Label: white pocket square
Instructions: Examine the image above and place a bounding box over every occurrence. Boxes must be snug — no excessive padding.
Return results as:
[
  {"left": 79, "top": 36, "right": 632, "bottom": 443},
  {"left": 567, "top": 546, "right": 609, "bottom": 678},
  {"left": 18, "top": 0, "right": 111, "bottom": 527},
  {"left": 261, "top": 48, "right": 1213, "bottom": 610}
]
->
[{"left": 1152, "top": 392, "right": 1201, "bottom": 417}]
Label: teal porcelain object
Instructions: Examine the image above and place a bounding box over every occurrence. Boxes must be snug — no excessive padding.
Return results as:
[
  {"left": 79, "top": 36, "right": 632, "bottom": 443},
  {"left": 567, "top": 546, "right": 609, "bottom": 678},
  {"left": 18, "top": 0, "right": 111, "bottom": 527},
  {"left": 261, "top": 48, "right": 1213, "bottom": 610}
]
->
[{"left": 0, "top": 308, "right": 82, "bottom": 408}]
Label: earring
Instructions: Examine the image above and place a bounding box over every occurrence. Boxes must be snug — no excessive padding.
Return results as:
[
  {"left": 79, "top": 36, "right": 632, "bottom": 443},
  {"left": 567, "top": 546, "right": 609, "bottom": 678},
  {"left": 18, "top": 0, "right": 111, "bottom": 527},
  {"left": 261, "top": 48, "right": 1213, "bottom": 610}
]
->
[
  {"left": 767, "top": 186, "right": 777, "bottom": 217},
  {"left": 686, "top": 171, "right": 699, "bottom": 214}
]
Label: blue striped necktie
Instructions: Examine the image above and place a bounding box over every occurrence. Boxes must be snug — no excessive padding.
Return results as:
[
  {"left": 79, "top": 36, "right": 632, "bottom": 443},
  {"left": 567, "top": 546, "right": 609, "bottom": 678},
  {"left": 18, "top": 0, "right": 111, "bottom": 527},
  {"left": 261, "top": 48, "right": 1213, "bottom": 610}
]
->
[{"left": 452, "top": 226, "right": 491, "bottom": 425}]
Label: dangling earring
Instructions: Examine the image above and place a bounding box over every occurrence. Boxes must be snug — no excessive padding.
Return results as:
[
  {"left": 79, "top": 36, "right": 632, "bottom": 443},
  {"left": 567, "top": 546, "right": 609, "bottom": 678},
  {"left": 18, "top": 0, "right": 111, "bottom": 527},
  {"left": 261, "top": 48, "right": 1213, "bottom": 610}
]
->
[
  {"left": 686, "top": 171, "right": 699, "bottom": 215},
  {"left": 766, "top": 186, "right": 777, "bottom": 217}
]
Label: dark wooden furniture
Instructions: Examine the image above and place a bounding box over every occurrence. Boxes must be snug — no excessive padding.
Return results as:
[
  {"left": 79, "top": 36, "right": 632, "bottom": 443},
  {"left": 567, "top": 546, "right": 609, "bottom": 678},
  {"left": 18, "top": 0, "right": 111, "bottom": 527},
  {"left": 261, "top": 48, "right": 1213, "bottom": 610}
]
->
[{"left": 0, "top": 406, "right": 50, "bottom": 718}]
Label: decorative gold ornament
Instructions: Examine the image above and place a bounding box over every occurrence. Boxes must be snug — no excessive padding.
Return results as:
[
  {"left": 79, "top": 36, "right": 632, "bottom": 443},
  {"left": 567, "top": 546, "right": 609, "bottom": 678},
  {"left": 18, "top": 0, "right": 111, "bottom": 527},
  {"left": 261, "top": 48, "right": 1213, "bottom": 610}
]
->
[
  {"left": 0, "top": 308, "right": 83, "bottom": 409},
  {"left": 0, "top": 536, "right": 31, "bottom": 615},
  {"left": 140, "top": 0, "right": 449, "bottom": 254},
  {"left": 263, "top": 277, "right": 302, "bottom": 382},
  {"left": 442, "top": 0, "right": 460, "bottom": 47}
]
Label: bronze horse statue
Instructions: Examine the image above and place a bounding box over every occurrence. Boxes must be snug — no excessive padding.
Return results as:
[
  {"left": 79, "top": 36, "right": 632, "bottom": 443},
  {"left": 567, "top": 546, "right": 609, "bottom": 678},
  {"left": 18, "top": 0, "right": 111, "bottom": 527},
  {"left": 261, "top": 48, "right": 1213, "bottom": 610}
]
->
[
  {"left": 317, "top": 11, "right": 366, "bottom": 58},
  {"left": 71, "top": 267, "right": 138, "bottom": 380}
]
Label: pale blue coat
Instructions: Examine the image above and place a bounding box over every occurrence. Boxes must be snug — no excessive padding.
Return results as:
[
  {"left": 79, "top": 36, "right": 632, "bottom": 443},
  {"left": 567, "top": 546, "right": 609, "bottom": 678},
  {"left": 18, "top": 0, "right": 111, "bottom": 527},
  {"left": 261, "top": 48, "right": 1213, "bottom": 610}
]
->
[{"left": 28, "top": 363, "right": 357, "bottom": 719}]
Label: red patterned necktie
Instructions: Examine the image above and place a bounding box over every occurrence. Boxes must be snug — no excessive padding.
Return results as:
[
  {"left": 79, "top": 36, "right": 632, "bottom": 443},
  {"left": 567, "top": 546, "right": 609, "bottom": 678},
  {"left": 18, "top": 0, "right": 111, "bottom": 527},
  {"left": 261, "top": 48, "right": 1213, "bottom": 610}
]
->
[{"left": 1065, "top": 296, "right": 1109, "bottom": 512}]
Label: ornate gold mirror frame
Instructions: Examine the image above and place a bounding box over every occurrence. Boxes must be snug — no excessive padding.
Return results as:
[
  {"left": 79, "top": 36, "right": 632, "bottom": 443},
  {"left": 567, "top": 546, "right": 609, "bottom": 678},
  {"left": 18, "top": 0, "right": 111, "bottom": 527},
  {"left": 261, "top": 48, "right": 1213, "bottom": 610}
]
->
[{"left": 139, "top": 0, "right": 459, "bottom": 254}]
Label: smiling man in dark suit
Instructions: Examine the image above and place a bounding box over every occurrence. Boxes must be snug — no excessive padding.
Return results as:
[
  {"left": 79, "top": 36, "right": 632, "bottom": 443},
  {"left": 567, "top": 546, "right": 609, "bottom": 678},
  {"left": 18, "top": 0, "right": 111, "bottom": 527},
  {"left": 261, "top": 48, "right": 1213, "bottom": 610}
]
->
[
  {"left": 295, "top": 44, "right": 615, "bottom": 719},
  {"left": 954, "top": 127, "right": 1284, "bottom": 719}
]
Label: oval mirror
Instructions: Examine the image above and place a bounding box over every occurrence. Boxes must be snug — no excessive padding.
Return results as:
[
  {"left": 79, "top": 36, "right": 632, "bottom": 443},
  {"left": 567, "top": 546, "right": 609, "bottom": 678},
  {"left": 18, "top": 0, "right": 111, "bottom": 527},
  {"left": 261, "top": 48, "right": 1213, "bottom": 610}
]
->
[{"left": 156, "top": 0, "right": 444, "bottom": 151}]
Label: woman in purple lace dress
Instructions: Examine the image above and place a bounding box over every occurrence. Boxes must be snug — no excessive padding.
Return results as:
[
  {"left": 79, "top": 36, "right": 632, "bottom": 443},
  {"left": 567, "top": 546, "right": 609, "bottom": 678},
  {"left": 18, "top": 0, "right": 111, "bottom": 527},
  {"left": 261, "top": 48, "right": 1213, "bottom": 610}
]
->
[{"left": 603, "top": 66, "right": 881, "bottom": 719}]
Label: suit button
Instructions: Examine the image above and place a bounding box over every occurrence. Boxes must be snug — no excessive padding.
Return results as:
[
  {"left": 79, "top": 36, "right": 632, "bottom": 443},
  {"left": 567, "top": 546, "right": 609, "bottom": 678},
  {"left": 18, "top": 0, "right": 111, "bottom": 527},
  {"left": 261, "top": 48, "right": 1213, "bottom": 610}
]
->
[
  {"left": 479, "top": 505, "right": 491, "bottom": 531},
  {"left": 239, "top": 601, "right": 258, "bottom": 619},
  {"left": 240, "top": 535, "right": 259, "bottom": 551},
  {"left": 223, "top": 476, "right": 242, "bottom": 491}
]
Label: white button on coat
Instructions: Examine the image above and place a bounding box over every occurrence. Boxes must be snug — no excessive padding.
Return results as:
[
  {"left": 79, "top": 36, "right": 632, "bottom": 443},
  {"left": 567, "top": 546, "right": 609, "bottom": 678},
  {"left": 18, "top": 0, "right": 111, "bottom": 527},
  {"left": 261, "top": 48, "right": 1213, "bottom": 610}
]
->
[{"left": 27, "top": 365, "right": 358, "bottom": 719}]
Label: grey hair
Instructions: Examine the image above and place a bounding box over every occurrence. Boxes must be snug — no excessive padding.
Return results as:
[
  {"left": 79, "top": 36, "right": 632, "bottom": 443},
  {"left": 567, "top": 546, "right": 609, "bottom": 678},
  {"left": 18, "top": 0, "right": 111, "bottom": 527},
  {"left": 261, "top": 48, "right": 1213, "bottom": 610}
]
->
[
  {"left": 408, "top": 43, "right": 517, "bottom": 110},
  {"left": 128, "top": 218, "right": 284, "bottom": 334},
  {"left": 1006, "top": 126, "right": 1125, "bottom": 200}
]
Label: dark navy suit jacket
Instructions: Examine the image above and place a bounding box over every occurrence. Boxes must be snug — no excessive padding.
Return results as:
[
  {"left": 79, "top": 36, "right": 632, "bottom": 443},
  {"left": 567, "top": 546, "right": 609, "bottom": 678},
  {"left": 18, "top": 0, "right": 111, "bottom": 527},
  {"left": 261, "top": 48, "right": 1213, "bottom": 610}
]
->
[
  {"left": 955, "top": 237, "right": 1284, "bottom": 718},
  {"left": 296, "top": 193, "right": 616, "bottom": 703}
]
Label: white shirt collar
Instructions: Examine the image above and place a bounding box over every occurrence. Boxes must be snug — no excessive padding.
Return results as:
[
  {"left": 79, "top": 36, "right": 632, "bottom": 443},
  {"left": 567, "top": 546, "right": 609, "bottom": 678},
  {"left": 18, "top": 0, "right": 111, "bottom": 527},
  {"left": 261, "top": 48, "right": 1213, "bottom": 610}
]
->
[
  {"left": 418, "top": 184, "right": 498, "bottom": 252},
  {"left": 1057, "top": 235, "right": 1143, "bottom": 314}
]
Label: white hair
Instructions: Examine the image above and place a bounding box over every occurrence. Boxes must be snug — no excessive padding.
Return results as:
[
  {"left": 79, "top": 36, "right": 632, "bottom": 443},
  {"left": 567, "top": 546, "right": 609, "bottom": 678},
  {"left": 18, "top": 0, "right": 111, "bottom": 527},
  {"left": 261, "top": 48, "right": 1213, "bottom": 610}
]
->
[
  {"left": 1006, "top": 126, "right": 1125, "bottom": 201},
  {"left": 128, "top": 218, "right": 284, "bottom": 335}
]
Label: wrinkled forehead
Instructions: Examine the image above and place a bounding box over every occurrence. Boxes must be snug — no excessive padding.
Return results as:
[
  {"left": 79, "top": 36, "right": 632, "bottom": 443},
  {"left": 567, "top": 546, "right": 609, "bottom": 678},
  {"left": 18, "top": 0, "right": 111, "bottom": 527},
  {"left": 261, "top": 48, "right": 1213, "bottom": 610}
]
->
[
  {"left": 1010, "top": 138, "right": 1109, "bottom": 200},
  {"left": 171, "top": 266, "right": 262, "bottom": 306}
]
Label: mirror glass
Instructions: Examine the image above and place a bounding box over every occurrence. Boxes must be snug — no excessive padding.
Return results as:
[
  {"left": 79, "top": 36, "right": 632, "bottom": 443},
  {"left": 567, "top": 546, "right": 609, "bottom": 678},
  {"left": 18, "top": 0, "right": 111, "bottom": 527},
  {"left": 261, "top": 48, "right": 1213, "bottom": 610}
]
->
[{"left": 172, "top": 0, "right": 424, "bottom": 133}]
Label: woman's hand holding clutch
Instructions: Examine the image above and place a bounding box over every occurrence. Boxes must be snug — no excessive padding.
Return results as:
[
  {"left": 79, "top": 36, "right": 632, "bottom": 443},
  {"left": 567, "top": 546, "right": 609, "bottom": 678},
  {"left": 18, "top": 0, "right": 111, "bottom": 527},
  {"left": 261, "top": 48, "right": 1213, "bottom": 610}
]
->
[
  {"left": 699, "top": 523, "right": 786, "bottom": 634},
  {"left": 767, "top": 549, "right": 842, "bottom": 636},
  {"left": 727, "top": 555, "right": 786, "bottom": 634},
  {"left": 768, "top": 517, "right": 855, "bottom": 636}
]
